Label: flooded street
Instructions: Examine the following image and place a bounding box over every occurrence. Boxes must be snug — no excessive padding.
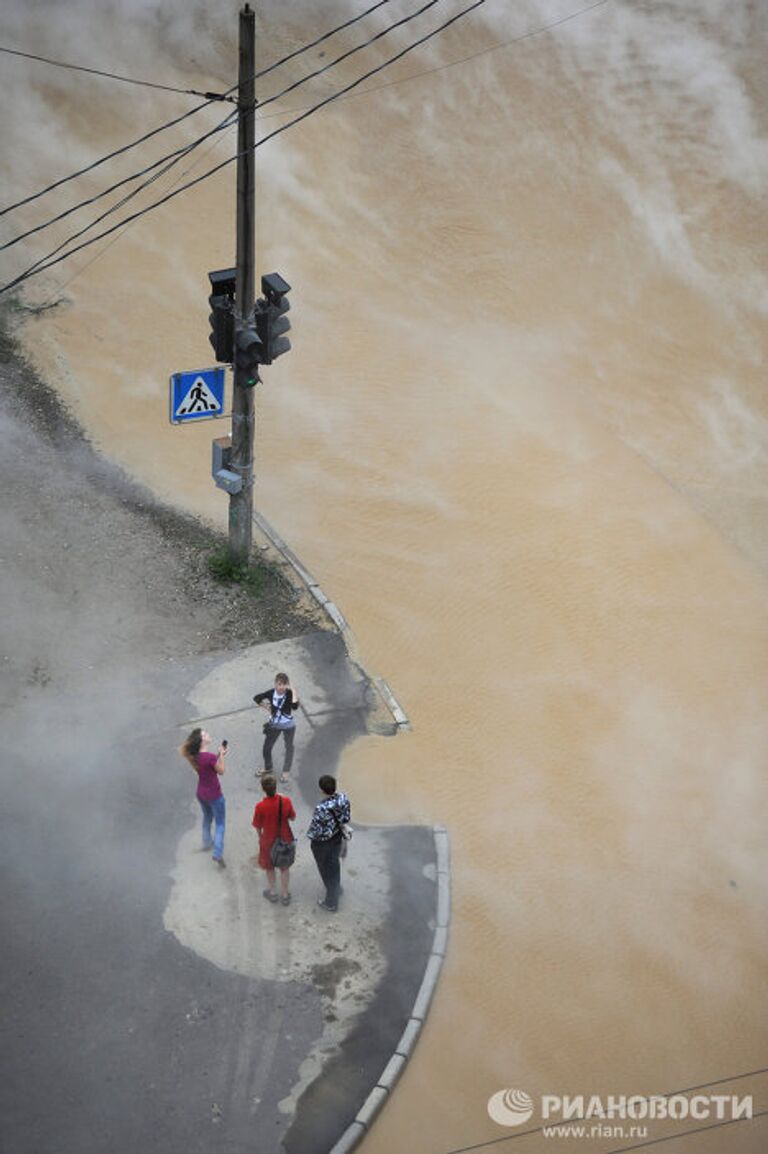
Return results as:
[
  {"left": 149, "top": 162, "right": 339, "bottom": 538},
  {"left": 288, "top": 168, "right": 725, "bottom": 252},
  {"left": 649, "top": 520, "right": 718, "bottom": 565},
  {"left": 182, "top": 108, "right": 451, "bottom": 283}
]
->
[{"left": 2, "top": 1, "right": 767, "bottom": 1150}]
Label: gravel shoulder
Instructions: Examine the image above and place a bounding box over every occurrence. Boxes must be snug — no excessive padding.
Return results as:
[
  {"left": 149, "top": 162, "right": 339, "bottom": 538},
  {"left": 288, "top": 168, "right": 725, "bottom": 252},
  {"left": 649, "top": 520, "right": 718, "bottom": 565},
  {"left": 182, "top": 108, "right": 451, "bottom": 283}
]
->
[{"left": 0, "top": 304, "right": 325, "bottom": 675}]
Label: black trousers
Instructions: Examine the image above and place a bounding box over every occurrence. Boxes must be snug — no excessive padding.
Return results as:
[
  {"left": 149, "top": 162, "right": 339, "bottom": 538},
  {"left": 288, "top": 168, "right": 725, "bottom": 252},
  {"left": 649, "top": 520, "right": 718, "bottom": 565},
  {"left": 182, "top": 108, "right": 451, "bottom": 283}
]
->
[
  {"left": 262, "top": 723, "right": 295, "bottom": 774},
  {"left": 311, "top": 832, "right": 343, "bottom": 908}
]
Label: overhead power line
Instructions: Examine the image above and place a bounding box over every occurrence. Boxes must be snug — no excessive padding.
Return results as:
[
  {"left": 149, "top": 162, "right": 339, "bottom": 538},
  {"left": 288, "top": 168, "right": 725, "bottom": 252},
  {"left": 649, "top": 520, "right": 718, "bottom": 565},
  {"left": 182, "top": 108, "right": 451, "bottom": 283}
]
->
[
  {"left": 602, "top": 1111, "right": 768, "bottom": 1154},
  {"left": 252, "top": 0, "right": 397, "bottom": 83},
  {"left": 0, "top": 97, "right": 226, "bottom": 219},
  {"left": 45, "top": 116, "right": 237, "bottom": 304},
  {"left": 0, "top": 0, "right": 615, "bottom": 298},
  {"left": 0, "top": 0, "right": 399, "bottom": 102},
  {"left": 445, "top": 1112, "right": 768, "bottom": 1154},
  {"left": 9, "top": 112, "right": 238, "bottom": 288},
  {"left": 0, "top": 0, "right": 399, "bottom": 219},
  {"left": 254, "top": 0, "right": 443, "bottom": 113},
  {"left": 251, "top": 0, "right": 611, "bottom": 122},
  {"left": 1, "top": 0, "right": 438, "bottom": 253},
  {"left": 0, "top": 42, "right": 228, "bottom": 99},
  {"left": 0, "top": 111, "right": 237, "bottom": 253},
  {"left": 0, "top": 0, "right": 616, "bottom": 296},
  {"left": 439, "top": 1065, "right": 768, "bottom": 1153},
  {"left": 0, "top": 0, "right": 613, "bottom": 282},
  {"left": 0, "top": 0, "right": 488, "bottom": 297}
]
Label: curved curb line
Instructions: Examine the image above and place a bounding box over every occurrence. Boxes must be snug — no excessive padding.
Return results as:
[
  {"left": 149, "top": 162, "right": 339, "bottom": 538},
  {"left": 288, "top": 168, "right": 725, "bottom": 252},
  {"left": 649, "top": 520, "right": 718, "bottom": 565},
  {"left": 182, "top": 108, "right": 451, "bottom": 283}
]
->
[
  {"left": 327, "top": 824, "right": 451, "bottom": 1154},
  {"left": 253, "top": 510, "right": 411, "bottom": 731}
]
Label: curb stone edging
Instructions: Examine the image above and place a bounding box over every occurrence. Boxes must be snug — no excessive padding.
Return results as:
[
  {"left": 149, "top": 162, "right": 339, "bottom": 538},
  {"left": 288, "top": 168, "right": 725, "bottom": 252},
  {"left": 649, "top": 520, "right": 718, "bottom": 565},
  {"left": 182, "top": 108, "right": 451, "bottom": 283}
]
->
[
  {"left": 326, "top": 1122, "right": 366, "bottom": 1154},
  {"left": 327, "top": 824, "right": 451, "bottom": 1154},
  {"left": 249, "top": 513, "right": 447, "bottom": 1150},
  {"left": 252, "top": 510, "right": 410, "bottom": 731}
]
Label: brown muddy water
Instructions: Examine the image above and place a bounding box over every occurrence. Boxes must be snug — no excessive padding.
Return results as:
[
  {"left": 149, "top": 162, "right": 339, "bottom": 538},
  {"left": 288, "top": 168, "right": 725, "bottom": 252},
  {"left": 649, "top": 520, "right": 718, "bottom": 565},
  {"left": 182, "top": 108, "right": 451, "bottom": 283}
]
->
[{"left": 2, "top": 2, "right": 767, "bottom": 1151}]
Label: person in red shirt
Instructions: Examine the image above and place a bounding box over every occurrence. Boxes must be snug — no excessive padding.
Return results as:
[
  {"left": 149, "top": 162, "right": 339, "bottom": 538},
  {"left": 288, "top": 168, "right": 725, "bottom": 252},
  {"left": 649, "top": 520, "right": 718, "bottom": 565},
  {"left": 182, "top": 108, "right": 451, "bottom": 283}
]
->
[{"left": 252, "top": 774, "right": 296, "bottom": 905}]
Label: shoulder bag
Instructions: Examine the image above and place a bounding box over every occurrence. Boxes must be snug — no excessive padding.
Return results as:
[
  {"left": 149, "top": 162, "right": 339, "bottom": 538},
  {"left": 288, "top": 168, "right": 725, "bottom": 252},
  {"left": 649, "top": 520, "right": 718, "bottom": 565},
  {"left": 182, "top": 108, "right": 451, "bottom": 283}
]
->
[
  {"left": 333, "top": 805, "right": 353, "bottom": 859},
  {"left": 270, "top": 796, "right": 296, "bottom": 869}
]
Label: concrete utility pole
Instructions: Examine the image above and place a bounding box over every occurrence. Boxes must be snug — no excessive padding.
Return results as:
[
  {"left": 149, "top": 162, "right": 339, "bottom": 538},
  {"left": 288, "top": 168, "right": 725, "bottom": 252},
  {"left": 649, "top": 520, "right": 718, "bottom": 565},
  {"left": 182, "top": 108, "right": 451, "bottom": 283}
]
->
[{"left": 229, "top": 2, "right": 256, "bottom": 560}]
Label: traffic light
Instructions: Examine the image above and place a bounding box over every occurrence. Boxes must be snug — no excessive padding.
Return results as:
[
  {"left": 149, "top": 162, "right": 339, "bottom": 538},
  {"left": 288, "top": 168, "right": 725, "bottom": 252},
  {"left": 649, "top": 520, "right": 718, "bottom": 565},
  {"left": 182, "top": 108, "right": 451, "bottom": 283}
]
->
[
  {"left": 209, "top": 297, "right": 234, "bottom": 362},
  {"left": 258, "top": 272, "right": 291, "bottom": 365},
  {"left": 208, "top": 268, "right": 236, "bottom": 363},
  {"left": 234, "top": 322, "right": 263, "bottom": 387}
]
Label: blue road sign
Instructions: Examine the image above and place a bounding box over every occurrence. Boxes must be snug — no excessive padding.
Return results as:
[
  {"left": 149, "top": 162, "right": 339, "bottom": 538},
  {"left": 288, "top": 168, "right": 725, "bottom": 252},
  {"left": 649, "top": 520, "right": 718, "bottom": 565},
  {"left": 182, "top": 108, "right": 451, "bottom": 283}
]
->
[{"left": 170, "top": 367, "right": 226, "bottom": 424}]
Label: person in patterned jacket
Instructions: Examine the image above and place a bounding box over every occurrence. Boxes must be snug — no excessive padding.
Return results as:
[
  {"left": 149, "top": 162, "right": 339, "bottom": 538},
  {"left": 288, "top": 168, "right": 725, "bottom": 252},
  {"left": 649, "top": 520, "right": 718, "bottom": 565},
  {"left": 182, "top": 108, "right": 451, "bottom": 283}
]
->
[{"left": 307, "top": 775, "right": 350, "bottom": 912}]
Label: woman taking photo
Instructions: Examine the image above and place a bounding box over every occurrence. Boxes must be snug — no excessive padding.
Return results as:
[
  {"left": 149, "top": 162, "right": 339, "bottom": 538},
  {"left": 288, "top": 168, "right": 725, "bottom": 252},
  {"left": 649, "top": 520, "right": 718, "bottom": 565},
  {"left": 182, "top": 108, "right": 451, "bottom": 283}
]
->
[
  {"left": 252, "top": 774, "right": 296, "bottom": 905},
  {"left": 180, "top": 728, "right": 228, "bottom": 868}
]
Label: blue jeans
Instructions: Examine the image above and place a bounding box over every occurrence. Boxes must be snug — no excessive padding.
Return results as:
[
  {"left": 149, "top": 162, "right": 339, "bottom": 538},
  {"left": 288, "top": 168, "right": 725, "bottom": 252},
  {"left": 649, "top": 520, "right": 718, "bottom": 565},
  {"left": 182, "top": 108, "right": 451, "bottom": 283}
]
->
[{"left": 198, "top": 795, "right": 226, "bottom": 859}]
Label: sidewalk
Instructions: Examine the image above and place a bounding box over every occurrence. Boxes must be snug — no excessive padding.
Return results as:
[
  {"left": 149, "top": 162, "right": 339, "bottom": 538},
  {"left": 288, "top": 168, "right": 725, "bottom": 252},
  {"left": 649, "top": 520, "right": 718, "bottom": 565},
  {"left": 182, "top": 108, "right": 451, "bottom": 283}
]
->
[{"left": 165, "top": 630, "right": 443, "bottom": 1154}]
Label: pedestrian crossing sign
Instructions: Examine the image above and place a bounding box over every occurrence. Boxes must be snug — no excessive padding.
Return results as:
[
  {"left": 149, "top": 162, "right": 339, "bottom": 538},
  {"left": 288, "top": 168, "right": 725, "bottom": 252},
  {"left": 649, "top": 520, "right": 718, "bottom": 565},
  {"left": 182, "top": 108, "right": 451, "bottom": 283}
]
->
[{"left": 170, "top": 367, "right": 226, "bottom": 424}]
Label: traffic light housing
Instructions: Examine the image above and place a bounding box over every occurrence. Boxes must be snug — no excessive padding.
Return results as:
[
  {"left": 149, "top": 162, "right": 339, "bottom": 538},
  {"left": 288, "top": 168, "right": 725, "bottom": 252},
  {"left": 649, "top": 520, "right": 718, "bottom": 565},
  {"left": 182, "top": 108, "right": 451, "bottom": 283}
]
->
[
  {"left": 205, "top": 268, "right": 290, "bottom": 371},
  {"left": 208, "top": 267, "right": 236, "bottom": 363},
  {"left": 234, "top": 323, "right": 263, "bottom": 387},
  {"left": 258, "top": 272, "right": 291, "bottom": 365}
]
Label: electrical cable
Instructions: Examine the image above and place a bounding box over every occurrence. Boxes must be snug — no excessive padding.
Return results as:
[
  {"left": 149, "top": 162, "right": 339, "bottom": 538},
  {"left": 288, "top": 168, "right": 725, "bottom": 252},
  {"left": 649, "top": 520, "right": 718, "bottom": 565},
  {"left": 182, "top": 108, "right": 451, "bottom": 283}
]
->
[
  {"left": 602, "top": 1111, "right": 767, "bottom": 1154},
  {"left": 0, "top": 0, "right": 614, "bottom": 295},
  {"left": 0, "top": 0, "right": 398, "bottom": 102},
  {"left": 437, "top": 1066, "right": 768, "bottom": 1153},
  {"left": 0, "top": 0, "right": 399, "bottom": 219},
  {"left": 253, "top": 0, "right": 611, "bottom": 122},
  {"left": 0, "top": 42, "right": 229, "bottom": 98},
  {"left": 1, "top": 0, "right": 616, "bottom": 300},
  {"left": 0, "top": 0, "right": 488, "bottom": 297},
  {"left": 443, "top": 1112, "right": 768, "bottom": 1154},
  {"left": 44, "top": 116, "right": 237, "bottom": 303},
  {"left": 13, "top": 112, "right": 238, "bottom": 287},
  {"left": 0, "top": 110, "right": 237, "bottom": 253},
  {"left": 250, "top": 0, "right": 397, "bottom": 83},
  {"left": 1, "top": 0, "right": 435, "bottom": 252},
  {"left": 253, "top": 0, "right": 444, "bottom": 114},
  {"left": 3, "top": 0, "right": 613, "bottom": 268},
  {"left": 0, "top": 98, "right": 226, "bottom": 219}
]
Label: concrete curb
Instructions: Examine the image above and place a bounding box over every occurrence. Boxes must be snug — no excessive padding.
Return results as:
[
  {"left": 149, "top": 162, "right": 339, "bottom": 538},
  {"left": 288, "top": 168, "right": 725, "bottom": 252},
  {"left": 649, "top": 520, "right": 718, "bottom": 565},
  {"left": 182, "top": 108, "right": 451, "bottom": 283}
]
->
[
  {"left": 250, "top": 512, "right": 447, "bottom": 1150},
  {"left": 327, "top": 824, "right": 451, "bottom": 1154},
  {"left": 252, "top": 510, "right": 411, "bottom": 732}
]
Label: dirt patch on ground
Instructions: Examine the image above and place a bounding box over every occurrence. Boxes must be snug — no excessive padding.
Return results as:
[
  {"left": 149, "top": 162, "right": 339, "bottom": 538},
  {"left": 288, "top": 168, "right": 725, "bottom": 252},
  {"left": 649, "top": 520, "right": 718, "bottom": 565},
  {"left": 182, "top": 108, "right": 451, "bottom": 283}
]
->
[
  {"left": 308, "top": 957, "right": 362, "bottom": 1003},
  {"left": 0, "top": 303, "right": 323, "bottom": 656}
]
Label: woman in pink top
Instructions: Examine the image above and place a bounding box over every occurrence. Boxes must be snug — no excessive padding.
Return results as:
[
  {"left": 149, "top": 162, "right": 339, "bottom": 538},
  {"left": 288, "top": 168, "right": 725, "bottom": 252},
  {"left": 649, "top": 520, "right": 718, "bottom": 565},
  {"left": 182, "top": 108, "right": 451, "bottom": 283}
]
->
[{"left": 180, "top": 728, "right": 228, "bottom": 868}]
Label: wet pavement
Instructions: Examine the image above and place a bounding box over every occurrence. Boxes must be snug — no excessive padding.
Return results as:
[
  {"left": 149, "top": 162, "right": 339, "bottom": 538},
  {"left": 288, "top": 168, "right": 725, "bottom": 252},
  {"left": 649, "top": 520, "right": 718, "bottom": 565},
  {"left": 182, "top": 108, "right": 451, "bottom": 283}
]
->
[
  {"left": 2, "top": 625, "right": 440, "bottom": 1154},
  {"left": 164, "top": 631, "right": 439, "bottom": 1154}
]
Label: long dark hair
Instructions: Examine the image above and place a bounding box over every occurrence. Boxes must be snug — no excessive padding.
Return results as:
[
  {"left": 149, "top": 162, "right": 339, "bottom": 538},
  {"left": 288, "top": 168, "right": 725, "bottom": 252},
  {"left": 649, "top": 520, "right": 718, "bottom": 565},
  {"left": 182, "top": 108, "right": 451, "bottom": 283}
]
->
[{"left": 180, "top": 727, "right": 203, "bottom": 770}]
